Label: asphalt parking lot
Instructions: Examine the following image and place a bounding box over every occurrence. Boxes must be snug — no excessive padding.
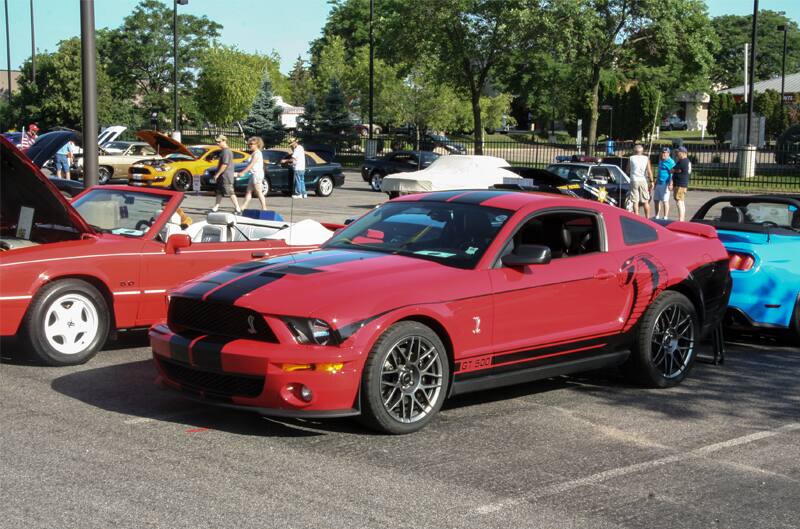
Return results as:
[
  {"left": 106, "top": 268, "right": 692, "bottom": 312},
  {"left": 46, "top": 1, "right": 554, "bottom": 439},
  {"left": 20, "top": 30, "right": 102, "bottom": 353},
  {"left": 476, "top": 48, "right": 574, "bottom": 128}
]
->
[{"left": 2, "top": 172, "right": 799, "bottom": 529}]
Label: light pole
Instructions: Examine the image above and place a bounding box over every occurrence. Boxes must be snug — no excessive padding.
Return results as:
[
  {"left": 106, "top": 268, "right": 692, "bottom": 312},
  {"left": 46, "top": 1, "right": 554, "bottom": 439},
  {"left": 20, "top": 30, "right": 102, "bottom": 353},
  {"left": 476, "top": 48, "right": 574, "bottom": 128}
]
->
[
  {"left": 80, "top": 0, "right": 98, "bottom": 187},
  {"left": 173, "top": 0, "right": 187, "bottom": 140},
  {"left": 368, "top": 0, "right": 374, "bottom": 141},
  {"left": 600, "top": 104, "right": 613, "bottom": 140},
  {"left": 29, "top": 0, "right": 34, "bottom": 84},
  {"left": 778, "top": 23, "right": 788, "bottom": 124},
  {"left": 745, "top": 0, "right": 758, "bottom": 146},
  {"left": 4, "top": 0, "right": 11, "bottom": 103}
]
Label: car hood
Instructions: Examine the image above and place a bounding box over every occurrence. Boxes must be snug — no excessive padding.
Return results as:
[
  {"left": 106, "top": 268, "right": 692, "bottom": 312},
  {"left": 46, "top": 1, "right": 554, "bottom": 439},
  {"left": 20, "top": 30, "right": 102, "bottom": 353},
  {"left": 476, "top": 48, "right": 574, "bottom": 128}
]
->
[
  {"left": 25, "top": 130, "right": 79, "bottom": 168},
  {"left": 1, "top": 135, "right": 93, "bottom": 236},
  {"left": 179, "top": 249, "right": 481, "bottom": 327},
  {"left": 136, "top": 130, "right": 196, "bottom": 158}
]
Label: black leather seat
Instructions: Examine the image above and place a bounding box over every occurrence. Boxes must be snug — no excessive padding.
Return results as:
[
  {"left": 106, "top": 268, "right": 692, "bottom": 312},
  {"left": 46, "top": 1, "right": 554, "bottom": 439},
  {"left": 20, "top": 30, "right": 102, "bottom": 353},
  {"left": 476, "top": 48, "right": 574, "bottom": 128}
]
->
[{"left": 720, "top": 206, "right": 744, "bottom": 223}]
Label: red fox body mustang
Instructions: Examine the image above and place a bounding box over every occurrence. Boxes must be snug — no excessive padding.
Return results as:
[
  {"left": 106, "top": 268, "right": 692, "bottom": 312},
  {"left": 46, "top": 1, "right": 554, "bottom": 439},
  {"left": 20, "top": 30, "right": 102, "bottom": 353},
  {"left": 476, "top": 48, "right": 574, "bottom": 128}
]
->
[{"left": 152, "top": 190, "right": 731, "bottom": 434}]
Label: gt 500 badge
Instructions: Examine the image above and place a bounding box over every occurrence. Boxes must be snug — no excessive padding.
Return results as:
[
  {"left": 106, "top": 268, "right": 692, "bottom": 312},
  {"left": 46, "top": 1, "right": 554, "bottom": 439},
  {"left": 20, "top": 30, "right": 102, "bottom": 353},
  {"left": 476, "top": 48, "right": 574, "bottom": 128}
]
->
[{"left": 459, "top": 355, "right": 492, "bottom": 372}]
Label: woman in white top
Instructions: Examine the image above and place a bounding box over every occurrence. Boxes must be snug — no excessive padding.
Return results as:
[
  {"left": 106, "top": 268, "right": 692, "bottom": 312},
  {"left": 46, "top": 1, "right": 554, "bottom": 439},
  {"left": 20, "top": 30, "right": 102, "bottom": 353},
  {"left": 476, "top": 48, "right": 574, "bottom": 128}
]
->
[{"left": 238, "top": 136, "right": 267, "bottom": 210}]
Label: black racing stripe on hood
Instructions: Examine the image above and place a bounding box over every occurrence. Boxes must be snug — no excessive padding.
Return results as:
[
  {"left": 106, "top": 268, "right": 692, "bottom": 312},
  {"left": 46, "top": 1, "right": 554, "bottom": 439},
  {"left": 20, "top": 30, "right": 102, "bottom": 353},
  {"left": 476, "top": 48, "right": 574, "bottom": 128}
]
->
[
  {"left": 269, "top": 265, "right": 324, "bottom": 275},
  {"left": 169, "top": 331, "right": 200, "bottom": 364},
  {"left": 449, "top": 190, "right": 513, "bottom": 205},
  {"left": 284, "top": 249, "right": 382, "bottom": 269},
  {"left": 191, "top": 335, "right": 234, "bottom": 371},
  {"left": 204, "top": 271, "right": 286, "bottom": 304}
]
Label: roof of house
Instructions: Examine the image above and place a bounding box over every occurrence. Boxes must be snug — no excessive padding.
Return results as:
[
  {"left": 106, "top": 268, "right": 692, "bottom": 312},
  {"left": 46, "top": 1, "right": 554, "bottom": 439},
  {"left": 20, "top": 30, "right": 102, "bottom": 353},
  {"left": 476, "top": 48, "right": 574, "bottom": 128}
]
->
[{"left": 719, "top": 72, "right": 800, "bottom": 95}]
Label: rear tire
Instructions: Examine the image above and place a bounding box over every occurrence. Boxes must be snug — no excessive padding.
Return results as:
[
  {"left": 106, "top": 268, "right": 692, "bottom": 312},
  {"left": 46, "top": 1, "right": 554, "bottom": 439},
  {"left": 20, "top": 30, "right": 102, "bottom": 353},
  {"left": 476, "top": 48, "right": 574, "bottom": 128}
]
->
[
  {"left": 791, "top": 295, "right": 800, "bottom": 345},
  {"left": 23, "top": 279, "right": 110, "bottom": 366},
  {"left": 316, "top": 175, "right": 334, "bottom": 197},
  {"left": 359, "top": 322, "right": 449, "bottom": 434},
  {"left": 369, "top": 171, "right": 384, "bottom": 192},
  {"left": 173, "top": 170, "right": 191, "bottom": 192},
  {"left": 624, "top": 290, "right": 698, "bottom": 388}
]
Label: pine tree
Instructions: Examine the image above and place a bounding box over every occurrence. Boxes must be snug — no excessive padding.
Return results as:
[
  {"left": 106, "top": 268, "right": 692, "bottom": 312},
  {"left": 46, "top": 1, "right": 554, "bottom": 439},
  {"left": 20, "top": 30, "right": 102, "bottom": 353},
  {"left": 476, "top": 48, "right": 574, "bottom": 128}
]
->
[
  {"left": 299, "top": 95, "right": 321, "bottom": 133},
  {"left": 242, "top": 72, "right": 284, "bottom": 143},
  {"left": 320, "top": 78, "right": 353, "bottom": 136},
  {"left": 287, "top": 55, "right": 312, "bottom": 107}
]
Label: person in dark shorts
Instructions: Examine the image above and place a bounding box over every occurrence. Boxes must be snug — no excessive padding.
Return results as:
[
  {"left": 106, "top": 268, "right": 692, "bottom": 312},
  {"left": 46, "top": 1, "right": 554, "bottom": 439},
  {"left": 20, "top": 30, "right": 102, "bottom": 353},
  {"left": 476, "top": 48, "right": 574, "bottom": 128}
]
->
[
  {"left": 210, "top": 135, "right": 242, "bottom": 214},
  {"left": 671, "top": 146, "right": 692, "bottom": 221}
]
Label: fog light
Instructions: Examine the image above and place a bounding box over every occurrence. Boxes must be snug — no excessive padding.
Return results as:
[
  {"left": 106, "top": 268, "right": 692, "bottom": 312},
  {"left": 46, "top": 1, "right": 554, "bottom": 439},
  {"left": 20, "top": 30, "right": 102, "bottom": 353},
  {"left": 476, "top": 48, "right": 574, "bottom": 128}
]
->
[
  {"left": 299, "top": 385, "right": 313, "bottom": 402},
  {"left": 316, "top": 362, "right": 344, "bottom": 374}
]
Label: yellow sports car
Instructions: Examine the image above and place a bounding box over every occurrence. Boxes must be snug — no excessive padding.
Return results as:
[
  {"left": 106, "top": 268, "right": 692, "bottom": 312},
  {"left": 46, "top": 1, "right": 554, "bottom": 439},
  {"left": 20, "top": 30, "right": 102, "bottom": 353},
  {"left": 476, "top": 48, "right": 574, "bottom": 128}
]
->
[{"left": 128, "top": 130, "right": 248, "bottom": 191}]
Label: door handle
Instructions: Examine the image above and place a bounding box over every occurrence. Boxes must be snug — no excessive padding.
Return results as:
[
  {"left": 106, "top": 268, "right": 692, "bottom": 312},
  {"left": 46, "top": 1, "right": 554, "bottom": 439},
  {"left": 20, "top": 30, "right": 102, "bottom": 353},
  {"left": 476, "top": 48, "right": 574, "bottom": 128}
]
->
[
  {"left": 251, "top": 251, "right": 267, "bottom": 259},
  {"left": 594, "top": 270, "right": 615, "bottom": 280}
]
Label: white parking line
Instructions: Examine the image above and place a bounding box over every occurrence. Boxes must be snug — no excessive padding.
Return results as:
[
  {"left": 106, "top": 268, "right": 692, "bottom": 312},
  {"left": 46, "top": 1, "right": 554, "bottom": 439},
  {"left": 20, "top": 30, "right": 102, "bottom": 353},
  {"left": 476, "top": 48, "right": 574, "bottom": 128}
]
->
[{"left": 475, "top": 422, "right": 800, "bottom": 515}]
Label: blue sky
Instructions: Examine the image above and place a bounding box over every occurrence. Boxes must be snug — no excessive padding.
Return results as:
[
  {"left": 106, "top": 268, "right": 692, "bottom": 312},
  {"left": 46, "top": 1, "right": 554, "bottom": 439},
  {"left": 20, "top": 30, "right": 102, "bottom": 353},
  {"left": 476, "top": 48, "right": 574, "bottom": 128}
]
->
[{"left": 2, "top": 0, "right": 799, "bottom": 73}]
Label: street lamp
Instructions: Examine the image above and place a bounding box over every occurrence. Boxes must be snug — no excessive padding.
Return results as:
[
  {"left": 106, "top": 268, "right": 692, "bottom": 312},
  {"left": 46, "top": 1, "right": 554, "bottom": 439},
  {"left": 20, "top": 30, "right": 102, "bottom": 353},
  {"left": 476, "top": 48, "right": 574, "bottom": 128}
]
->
[
  {"left": 778, "top": 23, "right": 788, "bottom": 123},
  {"left": 368, "top": 0, "right": 374, "bottom": 141},
  {"left": 173, "top": 0, "right": 188, "bottom": 140}
]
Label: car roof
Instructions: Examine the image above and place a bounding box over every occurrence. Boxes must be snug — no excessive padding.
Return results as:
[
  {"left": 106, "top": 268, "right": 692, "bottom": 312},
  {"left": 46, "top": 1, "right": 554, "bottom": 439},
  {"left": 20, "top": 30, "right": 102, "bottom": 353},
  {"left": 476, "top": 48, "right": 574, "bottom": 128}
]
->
[{"left": 394, "top": 189, "right": 593, "bottom": 212}]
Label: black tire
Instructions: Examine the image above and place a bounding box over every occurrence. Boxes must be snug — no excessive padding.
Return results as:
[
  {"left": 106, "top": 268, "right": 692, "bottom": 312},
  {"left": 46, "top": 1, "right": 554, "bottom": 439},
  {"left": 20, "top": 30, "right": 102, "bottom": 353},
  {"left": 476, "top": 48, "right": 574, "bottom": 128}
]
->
[
  {"left": 261, "top": 178, "right": 270, "bottom": 196},
  {"left": 359, "top": 321, "right": 450, "bottom": 434},
  {"left": 369, "top": 171, "right": 384, "bottom": 192},
  {"left": 23, "top": 279, "right": 110, "bottom": 366},
  {"left": 173, "top": 170, "right": 191, "bottom": 192},
  {"left": 791, "top": 295, "right": 800, "bottom": 345},
  {"left": 624, "top": 290, "right": 699, "bottom": 388},
  {"left": 316, "top": 175, "right": 334, "bottom": 197},
  {"left": 98, "top": 166, "right": 112, "bottom": 184}
]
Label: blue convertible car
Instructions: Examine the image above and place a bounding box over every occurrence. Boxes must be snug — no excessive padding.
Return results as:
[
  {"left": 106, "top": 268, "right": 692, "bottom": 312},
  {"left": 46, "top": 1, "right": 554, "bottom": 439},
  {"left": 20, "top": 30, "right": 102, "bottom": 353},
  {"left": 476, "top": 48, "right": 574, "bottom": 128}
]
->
[{"left": 692, "top": 195, "right": 800, "bottom": 341}]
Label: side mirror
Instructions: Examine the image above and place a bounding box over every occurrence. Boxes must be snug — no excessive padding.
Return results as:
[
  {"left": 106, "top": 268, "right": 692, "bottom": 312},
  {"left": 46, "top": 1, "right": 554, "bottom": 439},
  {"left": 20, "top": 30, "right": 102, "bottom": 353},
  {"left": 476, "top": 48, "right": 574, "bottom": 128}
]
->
[
  {"left": 501, "top": 244, "right": 551, "bottom": 268},
  {"left": 165, "top": 233, "right": 191, "bottom": 254}
]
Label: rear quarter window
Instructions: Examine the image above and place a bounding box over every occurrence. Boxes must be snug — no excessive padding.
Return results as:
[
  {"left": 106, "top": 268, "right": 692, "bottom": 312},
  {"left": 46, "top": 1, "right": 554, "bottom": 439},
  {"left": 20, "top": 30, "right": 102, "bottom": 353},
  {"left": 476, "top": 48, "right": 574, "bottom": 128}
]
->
[{"left": 620, "top": 216, "right": 658, "bottom": 245}]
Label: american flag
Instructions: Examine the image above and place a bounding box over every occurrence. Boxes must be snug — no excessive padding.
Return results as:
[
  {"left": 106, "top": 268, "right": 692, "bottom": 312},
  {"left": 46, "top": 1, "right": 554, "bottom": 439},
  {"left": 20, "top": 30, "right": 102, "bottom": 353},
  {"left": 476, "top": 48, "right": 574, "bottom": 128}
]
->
[{"left": 20, "top": 127, "right": 36, "bottom": 151}]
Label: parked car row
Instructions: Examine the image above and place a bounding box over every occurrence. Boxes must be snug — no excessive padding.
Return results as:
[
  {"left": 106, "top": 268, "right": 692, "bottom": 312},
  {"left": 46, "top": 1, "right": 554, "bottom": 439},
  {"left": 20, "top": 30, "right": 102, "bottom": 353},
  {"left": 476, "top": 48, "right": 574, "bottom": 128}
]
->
[{"left": 3, "top": 132, "right": 798, "bottom": 435}]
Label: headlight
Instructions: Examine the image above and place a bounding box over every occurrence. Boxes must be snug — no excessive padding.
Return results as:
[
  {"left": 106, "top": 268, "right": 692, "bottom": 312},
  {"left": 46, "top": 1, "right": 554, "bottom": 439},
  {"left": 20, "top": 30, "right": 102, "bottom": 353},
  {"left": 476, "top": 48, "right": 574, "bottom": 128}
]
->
[
  {"left": 159, "top": 165, "right": 172, "bottom": 172},
  {"left": 283, "top": 317, "right": 339, "bottom": 346}
]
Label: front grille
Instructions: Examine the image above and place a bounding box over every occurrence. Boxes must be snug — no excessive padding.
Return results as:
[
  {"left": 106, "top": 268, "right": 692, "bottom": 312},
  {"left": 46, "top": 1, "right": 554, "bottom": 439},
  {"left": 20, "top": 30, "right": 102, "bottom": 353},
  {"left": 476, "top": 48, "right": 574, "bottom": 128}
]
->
[
  {"left": 168, "top": 297, "right": 278, "bottom": 342},
  {"left": 158, "top": 357, "right": 264, "bottom": 398},
  {"left": 128, "top": 166, "right": 152, "bottom": 175}
]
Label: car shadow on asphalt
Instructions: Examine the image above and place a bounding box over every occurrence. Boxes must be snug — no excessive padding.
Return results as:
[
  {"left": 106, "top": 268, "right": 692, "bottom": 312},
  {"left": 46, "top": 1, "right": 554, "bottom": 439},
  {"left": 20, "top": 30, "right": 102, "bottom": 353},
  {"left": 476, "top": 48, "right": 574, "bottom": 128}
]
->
[
  {"left": 0, "top": 330, "right": 151, "bottom": 366},
  {"left": 48, "top": 357, "right": 373, "bottom": 438}
]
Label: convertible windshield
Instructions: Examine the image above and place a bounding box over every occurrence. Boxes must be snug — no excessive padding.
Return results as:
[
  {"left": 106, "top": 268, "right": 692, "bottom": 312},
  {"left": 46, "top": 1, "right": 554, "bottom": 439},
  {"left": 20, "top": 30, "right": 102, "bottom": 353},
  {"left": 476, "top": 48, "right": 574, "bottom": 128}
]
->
[
  {"left": 72, "top": 189, "right": 170, "bottom": 237},
  {"left": 325, "top": 201, "right": 512, "bottom": 269},
  {"left": 699, "top": 200, "right": 800, "bottom": 231}
]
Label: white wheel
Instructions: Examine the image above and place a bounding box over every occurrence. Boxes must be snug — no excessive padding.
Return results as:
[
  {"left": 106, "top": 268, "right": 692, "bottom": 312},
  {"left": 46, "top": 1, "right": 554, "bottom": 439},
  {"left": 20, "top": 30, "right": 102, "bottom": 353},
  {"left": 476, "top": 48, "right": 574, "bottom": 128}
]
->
[{"left": 43, "top": 293, "right": 100, "bottom": 356}]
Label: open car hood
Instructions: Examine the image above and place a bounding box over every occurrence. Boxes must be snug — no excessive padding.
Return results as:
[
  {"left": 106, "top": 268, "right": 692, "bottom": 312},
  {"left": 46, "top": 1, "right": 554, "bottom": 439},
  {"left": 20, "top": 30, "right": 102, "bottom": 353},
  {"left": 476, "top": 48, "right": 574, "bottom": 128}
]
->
[
  {"left": 136, "top": 130, "right": 196, "bottom": 159},
  {"left": 1, "top": 135, "right": 93, "bottom": 236}
]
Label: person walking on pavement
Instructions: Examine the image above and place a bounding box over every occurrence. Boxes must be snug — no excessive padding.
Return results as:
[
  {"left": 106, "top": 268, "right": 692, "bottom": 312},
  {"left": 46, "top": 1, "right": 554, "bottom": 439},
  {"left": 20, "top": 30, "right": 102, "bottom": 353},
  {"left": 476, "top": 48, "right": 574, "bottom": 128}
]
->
[
  {"left": 210, "top": 135, "right": 242, "bottom": 214},
  {"left": 54, "top": 139, "right": 75, "bottom": 180},
  {"left": 628, "top": 144, "right": 653, "bottom": 218},
  {"left": 653, "top": 147, "right": 675, "bottom": 219},
  {"left": 238, "top": 136, "right": 268, "bottom": 211},
  {"left": 671, "top": 146, "right": 692, "bottom": 221},
  {"left": 289, "top": 138, "right": 306, "bottom": 199}
]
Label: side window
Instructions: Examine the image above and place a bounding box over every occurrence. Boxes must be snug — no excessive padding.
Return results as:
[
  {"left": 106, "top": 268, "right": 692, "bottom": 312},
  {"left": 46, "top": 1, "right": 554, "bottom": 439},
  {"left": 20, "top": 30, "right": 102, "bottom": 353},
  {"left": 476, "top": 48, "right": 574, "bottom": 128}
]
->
[
  {"left": 508, "top": 211, "right": 602, "bottom": 261},
  {"left": 590, "top": 167, "right": 610, "bottom": 178},
  {"left": 305, "top": 155, "right": 317, "bottom": 167},
  {"left": 393, "top": 154, "right": 411, "bottom": 164},
  {"left": 205, "top": 150, "right": 221, "bottom": 162},
  {"left": 620, "top": 216, "right": 658, "bottom": 245},
  {"left": 233, "top": 151, "right": 247, "bottom": 160}
]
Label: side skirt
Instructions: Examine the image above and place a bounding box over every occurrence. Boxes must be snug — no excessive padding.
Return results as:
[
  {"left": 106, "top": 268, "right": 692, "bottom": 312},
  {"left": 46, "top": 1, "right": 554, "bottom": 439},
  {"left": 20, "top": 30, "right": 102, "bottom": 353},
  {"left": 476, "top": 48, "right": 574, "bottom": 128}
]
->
[{"left": 449, "top": 350, "right": 630, "bottom": 397}]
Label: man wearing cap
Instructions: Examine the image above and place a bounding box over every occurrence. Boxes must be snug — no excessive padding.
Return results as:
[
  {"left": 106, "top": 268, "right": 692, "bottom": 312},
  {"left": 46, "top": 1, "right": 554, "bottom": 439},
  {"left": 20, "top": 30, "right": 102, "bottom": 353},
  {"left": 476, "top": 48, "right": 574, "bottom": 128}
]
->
[
  {"left": 210, "top": 135, "right": 242, "bottom": 214},
  {"left": 671, "top": 146, "right": 692, "bottom": 221},
  {"left": 628, "top": 144, "right": 653, "bottom": 218},
  {"left": 654, "top": 147, "right": 675, "bottom": 219},
  {"left": 288, "top": 138, "right": 307, "bottom": 199}
]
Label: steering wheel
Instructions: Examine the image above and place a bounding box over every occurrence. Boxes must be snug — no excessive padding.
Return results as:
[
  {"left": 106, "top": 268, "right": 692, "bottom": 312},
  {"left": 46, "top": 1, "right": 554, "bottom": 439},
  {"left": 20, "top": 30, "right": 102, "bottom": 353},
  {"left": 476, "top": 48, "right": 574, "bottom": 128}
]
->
[
  {"left": 761, "top": 221, "right": 779, "bottom": 228},
  {"left": 135, "top": 219, "right": 153, "bottom": 231}
]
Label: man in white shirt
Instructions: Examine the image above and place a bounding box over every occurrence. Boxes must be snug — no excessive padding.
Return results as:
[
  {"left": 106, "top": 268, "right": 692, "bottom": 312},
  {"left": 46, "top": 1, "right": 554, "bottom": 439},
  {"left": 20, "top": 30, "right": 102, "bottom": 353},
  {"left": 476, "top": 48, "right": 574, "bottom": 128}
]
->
[
  {"left": 289, "top": 138, "right": 307, "bottom": 199},
  {"left": 628, "top": 144, "right": 653, "bottom": 218}
]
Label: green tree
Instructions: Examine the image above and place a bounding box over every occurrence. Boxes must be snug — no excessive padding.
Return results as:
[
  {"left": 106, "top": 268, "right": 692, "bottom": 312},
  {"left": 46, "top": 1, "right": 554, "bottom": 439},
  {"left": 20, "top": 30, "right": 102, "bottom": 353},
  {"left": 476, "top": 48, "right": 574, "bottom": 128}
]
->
[
  {"left": 320, "top": 78, "right": 353, "bottom": 135},
  {"left": 313, "top": 36, "right": 349, "bottom": 101},
  {"left": 710, "top": 11, "right": 800, "bottom": 88},
  {"left": 557, "top": 0, "right": 718, "bottom": 149},
  {"left": 195, "top": 46, "right": 267, "bottom": 125},
  {"left": 707, "top": 92, "right": 738, "bottom": 142},
  {"left": 2, "top": 38, "right": 118, "bottom": 130},
  {"left": 298, "top": 94, "right": 322, "bottom": 133},
  {"left": 242, "top": 72, "right": 285, "bottom": 143},
  {"left": 755, "top": 89, "right": 785, "bottom": 139},
  {"left": 97, "top": 0, "right": 221, "bottom": 127},
  {"left": 287, "top": 56, "right": 313, "bottom": 106}
]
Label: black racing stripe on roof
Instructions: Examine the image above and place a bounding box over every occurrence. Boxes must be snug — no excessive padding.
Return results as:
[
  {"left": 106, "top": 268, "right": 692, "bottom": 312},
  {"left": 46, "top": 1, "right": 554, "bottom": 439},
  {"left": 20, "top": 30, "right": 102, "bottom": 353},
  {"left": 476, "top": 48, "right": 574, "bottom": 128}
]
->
[
  {"left": 413, "top": 191, "right": 469, "bottom": 202},
  {"left": 448, "top": 190, "right": 515, "bottom": 205}
]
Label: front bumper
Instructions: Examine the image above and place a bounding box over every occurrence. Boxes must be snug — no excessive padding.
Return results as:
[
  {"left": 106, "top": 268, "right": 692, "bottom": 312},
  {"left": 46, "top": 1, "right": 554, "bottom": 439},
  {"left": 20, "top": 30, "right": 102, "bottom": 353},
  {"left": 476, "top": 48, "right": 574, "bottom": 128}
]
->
[{"left": 150, "top": 324, "right": 362, "bottom": 417}]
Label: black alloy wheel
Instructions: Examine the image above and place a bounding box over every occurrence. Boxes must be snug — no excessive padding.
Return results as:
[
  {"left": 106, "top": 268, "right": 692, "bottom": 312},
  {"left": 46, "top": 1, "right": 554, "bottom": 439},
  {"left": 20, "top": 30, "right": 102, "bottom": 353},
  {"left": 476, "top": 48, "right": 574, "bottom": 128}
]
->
[{"left": 172, "top": 170, "right": 191, "bottom": 192}]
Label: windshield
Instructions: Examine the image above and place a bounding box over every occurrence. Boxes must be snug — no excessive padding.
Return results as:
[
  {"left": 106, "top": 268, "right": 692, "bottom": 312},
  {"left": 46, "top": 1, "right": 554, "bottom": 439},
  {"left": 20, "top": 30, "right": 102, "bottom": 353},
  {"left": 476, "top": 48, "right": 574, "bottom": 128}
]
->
[
  {"left": 165, "top": 153, "right": 193, "bottom": 161},
  {"left": 104, "top": 141, "right": 131, "bottom": 151},
  {"left": 699, "top": 201, "right": 800, "bottom": 231},
  {"left": 325, "top": 201, "right": 512, "bottom": 269},
  {"left": 72, "top": 189, "right": 170, "bottom": 237}
]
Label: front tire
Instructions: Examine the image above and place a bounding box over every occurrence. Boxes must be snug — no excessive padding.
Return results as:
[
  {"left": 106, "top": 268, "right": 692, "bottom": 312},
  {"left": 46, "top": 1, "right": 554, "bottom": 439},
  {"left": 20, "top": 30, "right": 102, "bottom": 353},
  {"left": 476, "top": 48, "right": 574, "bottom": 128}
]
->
[
  {"left": 624, "top": 290, "right": 698, "bottom": 387},
  {"left": 791, "top": 295, "right": 800, "bottom": 345},
  {"left": 173, "top": 170, "right": 191, "bottom": 192},
  {"left": 316, "top": 175, "right": 334, "bottom": 197},
  {"left": 369, "top": 171, "right": 384, "bottom": 192},
  {"left": 98, "top": 166, "right": 112, "bottom": 184},
  {"left": 23, "top": 279, "right": 110, "bottom": 366},
  {"left": 359, "top": 322, "right": 449, "bottom": 434}
]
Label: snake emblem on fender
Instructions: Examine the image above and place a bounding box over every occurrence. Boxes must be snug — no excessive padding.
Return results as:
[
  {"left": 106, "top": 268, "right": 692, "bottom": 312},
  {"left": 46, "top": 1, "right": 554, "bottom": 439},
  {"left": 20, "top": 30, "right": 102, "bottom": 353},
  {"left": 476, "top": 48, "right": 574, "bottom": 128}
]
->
[{"left": 619, "top": 254, "right": 668, "bottom": 332}]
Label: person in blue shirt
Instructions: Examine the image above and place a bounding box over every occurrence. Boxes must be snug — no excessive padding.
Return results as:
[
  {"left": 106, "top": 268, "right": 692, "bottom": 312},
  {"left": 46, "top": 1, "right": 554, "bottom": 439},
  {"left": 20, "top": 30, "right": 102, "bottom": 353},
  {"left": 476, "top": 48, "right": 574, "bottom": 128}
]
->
[
  {"left": 54, "top": 140, "right": 75, "bottom": 180},
  {"left": 654, "top": 147, "right": 675, "bottom": 219}
]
